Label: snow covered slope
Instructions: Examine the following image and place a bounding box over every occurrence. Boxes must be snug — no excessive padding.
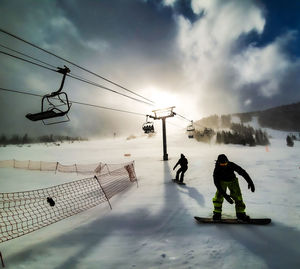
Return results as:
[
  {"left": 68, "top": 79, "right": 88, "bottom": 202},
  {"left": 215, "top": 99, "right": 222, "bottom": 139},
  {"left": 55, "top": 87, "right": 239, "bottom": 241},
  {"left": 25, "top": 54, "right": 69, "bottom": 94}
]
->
[
  {"left": 231, "top": 115, "right": 298, "bottom": 140},
  {"left": 0, "top": 131, "right": 300, "bottom": 269}
]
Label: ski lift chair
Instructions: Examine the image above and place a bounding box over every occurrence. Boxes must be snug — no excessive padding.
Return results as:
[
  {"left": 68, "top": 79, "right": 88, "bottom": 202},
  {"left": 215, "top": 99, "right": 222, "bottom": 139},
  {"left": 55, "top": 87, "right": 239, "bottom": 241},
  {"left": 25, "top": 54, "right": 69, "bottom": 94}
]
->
[
  {"left": 142, "top": 116, "right": 155, "bottom": 134},
  {"left": 187, "top": 121, "right": 195, "bottom": 139},
  {"left": 142, "top": 122, "right": 155, "bottom": 134},
  {"left": 26, "top": 66, "right": 72, "bottom": 125}
]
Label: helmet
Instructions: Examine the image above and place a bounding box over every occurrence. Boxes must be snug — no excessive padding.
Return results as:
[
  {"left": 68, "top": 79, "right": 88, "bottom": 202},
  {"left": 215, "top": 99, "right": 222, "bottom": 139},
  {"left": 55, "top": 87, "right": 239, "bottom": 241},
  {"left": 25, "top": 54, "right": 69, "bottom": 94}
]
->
[{"left": 217, "top": 154, "right": 228, "bottom": 166}]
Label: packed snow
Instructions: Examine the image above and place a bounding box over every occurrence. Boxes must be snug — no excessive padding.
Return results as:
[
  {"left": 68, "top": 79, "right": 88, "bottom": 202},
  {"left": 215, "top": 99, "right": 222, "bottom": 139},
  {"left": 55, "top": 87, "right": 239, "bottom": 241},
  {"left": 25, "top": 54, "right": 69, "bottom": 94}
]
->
[{"left": 0, "top": 127, "right": 300, "bottom": 269}]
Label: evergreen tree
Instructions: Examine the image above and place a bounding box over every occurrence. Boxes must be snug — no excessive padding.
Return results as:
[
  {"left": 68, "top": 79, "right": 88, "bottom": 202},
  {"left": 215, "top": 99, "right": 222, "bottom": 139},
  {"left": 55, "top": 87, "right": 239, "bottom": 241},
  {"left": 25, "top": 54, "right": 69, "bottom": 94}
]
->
[
  {"left": 10, "top": 135, "right": 21, "bottom": 144},
  {"left": 0, "top": 134, "right": 7, "bottom": 145},
  {"left": 22, "top": 134, "right": 30, "bottom": 144}
]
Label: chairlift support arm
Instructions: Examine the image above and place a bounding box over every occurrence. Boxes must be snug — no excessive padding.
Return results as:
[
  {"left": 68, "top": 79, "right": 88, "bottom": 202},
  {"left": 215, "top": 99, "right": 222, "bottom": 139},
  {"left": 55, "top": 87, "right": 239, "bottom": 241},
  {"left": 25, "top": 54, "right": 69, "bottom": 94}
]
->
[{"left": 50, "top": 66, "right": 70, "bottom": 96}]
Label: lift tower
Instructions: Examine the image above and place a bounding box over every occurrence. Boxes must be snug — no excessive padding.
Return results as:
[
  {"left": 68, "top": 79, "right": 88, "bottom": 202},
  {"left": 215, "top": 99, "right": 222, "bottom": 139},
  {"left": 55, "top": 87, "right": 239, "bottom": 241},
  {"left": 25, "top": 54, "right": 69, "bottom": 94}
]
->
[{"left": 149, "top": 106, "right": 176, "bottom": 161}]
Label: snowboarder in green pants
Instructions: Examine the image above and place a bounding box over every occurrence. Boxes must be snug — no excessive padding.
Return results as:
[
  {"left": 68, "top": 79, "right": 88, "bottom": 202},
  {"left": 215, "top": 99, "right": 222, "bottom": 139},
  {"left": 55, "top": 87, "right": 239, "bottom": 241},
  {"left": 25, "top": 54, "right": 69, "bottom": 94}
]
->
[{"left": 212, "top": 154, "right": 255, "bottom": 221}]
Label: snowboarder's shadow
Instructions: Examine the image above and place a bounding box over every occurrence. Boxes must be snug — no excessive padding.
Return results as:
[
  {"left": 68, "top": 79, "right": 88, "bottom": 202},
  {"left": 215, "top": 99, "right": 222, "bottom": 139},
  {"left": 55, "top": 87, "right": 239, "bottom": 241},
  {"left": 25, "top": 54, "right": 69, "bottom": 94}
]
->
[
  {"left": 218, "top": 222, "right": 300, "bottom": 268},
  {"left": 6, "top": 207, "right": 162, "bottom": 269},
  {"left": 177, "top": 184, "right": 205, "bottom": 207}
]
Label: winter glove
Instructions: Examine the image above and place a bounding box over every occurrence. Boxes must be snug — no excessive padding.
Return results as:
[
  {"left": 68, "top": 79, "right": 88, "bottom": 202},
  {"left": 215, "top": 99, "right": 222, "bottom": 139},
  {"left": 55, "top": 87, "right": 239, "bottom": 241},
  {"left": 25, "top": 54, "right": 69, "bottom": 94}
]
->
[
  {"left": 47, "top": 197, "right": 55, "bottom": 207},
  {"left": 248, "top": 183, "right": 255, "bottom": 192},
  {"left": 224, "top": 194, "right": 234, "bottom": 204}
]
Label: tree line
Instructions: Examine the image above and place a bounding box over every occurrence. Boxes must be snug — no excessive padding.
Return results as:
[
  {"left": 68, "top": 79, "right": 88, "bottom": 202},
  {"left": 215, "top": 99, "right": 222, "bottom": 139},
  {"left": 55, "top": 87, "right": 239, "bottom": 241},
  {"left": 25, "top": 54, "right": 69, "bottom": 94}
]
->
[
  {"left": 216, "top": 123, "right": 269, "bottom": 146},
  {"left": 0, "top": 134, "right": 87, "bottom": 146},
  {"left": 193, "top": 122, "right": 269, "bottom": 146}
]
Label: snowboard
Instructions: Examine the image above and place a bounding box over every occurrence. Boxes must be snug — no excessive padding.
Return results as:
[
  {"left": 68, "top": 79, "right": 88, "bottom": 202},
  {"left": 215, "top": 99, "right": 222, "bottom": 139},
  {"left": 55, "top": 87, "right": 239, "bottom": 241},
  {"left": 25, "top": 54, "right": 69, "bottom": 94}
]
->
[
  {"left": 172, "top": 179, "right": 186, "bottom": 185},
  {"left": 194, "top": 216, "right": 271, "bottom": 225}
]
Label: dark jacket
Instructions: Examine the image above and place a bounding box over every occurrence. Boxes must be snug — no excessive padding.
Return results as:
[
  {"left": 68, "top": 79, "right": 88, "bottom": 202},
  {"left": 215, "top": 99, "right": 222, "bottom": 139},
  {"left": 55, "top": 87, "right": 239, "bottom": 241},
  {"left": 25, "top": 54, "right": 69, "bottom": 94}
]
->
[
  {"left": 213, "top": 161, "right": 254, "bottom": 196},
  {"left": 174, "top": 156, "right": 188, "bottom": 170}
]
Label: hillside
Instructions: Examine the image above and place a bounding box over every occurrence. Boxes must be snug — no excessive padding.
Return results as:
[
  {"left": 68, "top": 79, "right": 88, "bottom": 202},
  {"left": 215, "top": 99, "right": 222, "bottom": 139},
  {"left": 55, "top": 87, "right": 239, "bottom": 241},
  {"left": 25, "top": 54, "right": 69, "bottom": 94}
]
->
[
  {"left": 195, "top": 102, "right": 300, "bottom": 132},
  {"left": 234, "top": 102, "right": 300, "bottom": 131}
]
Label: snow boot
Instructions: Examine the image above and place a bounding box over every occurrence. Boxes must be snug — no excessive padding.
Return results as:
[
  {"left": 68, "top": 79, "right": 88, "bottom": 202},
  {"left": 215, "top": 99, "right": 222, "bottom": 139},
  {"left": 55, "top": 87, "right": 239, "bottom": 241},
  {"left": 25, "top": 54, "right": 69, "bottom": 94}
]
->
[
  {"left": 213, "top": 212, "right": 221, "bottom": 221},
  {"left": 236, "top": 212, "right": 250, "bottom": 222}
]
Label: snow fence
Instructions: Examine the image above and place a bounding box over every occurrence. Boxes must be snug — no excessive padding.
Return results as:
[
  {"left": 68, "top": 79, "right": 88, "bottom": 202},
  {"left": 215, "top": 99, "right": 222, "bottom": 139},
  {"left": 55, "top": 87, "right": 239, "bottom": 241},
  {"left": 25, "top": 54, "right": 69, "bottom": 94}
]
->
[
  {"left": 0, "top": 161, "right": 137, "bottom": 244},
  {"left": 0, "top": 159, "right": 133, "bottom": 176}
]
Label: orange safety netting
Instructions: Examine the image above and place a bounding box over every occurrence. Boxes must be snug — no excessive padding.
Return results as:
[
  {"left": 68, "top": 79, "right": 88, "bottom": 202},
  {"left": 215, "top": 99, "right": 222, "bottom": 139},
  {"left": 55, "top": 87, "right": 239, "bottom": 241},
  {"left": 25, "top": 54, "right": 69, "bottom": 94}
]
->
[
  {"left": 0, "top": 162, "right": 137, "bottom": 244},
  {"left": 0, "top": 159, "right": 111, "bottom": 175}
]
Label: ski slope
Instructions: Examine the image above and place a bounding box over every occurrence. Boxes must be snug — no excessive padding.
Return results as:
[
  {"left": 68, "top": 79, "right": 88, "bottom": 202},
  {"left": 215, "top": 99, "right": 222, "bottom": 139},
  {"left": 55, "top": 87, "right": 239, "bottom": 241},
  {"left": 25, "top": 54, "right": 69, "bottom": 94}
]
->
[{"left": 0, "top": 129, "right": 300, "bottom": 269}]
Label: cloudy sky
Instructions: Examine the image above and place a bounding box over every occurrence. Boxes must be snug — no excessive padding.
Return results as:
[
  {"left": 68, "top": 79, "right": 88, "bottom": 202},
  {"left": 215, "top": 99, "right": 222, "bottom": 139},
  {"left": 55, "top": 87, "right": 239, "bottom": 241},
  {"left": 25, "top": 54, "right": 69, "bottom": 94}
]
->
[{"left": 0, "top": 0, "right": 300, "bottom": 138}]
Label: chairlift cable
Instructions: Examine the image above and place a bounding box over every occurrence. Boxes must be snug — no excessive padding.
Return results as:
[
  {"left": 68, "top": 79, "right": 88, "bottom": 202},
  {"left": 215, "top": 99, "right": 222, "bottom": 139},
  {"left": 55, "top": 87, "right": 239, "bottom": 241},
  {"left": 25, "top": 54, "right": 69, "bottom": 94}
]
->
[
  {"left": 0, "top": 43, "right": 57, "bottom": 69},
  {"left": 0, "top": 50, "right": 57, "bottom": 72},
  {"left": 0, "top": 30, "right": 199, "bottom": 124},
  {"left": 0, "top": 87, "right": 193, "bottom": 134},
  {"left": 0, "top": 43, "right": 146, "bottom": 101},
  {"left": 0, "top": 43, "right": 133, "bottom": 93},
  {"left": 0, "top": 49, "right": 197, "bottom": 126},
  {"left": 0, "top": 87, "right": 146, "bottom": 117},
  {"left": 176, "top": 112, "right": 193, "bottom": 122},
  {"left": 167, "top": 121, "right": 185, "bottom": 129},
  {"left": 0, "top": 50, "right": 153, "bottom": 106},
  {"left": 0, "top": 44, "right": 151, "bottom": 105},
  {"left": 0, "top": 27, "right": 155, "bottom": 105},
  {"left": 67, "top": 73, "right": 153, "bottom": 106},
  {"left": 72, "top": 100, "right": 145, "bottom": 116}
]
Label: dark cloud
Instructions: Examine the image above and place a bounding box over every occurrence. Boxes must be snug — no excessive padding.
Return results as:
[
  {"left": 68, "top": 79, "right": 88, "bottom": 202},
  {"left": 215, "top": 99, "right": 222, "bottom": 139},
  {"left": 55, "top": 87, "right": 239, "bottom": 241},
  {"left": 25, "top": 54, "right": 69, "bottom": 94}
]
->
[
  {"left": 57, "top": 0, "right": 176, "bottom": 58},
  {"left": 0, "top": 0, "right": 180, "bottom": 138}
]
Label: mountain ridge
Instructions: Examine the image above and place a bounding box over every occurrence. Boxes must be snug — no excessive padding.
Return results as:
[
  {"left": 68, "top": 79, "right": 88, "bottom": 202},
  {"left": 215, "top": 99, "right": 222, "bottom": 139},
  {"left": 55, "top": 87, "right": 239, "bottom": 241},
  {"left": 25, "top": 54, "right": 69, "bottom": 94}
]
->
[
  {"left": 196, "top": 101, "right": 300, "bottom": 132},
  {"left": 234, "top": 101, "right": 300, "bottom": 131}
]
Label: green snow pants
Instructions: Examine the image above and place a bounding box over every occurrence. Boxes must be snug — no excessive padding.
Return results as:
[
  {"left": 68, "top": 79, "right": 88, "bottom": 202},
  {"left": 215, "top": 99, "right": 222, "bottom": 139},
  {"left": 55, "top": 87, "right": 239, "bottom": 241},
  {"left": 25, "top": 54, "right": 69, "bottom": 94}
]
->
[{"left": 212, "top": 178, "right": 246, "bottom": 214}]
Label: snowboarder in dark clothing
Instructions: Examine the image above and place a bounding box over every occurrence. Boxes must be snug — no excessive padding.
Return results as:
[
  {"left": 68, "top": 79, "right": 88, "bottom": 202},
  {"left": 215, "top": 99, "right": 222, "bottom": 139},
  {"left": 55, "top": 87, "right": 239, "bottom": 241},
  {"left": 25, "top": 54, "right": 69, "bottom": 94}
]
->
[
  {"left": 212, "top": 154, "right": 255, "bottom": 221},
  {"left": 286, "top": 135, "right": 294, "bottom": 147},
  {"left": 173, "top": 154, "right": 188, "bottom": 183}
]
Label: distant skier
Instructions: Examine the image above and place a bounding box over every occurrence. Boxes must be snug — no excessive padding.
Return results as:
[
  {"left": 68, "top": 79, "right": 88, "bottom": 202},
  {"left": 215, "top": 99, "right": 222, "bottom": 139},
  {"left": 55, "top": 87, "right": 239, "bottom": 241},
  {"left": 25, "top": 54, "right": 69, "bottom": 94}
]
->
[
  {"left": 286, "top": 135, "right": 294, "bottom": 147},
  {"left": 173, "top": 154, "right": 188, "bottom": 183},
  {"left": 212, "top": 154, "right": 255, "bottom": 221}
]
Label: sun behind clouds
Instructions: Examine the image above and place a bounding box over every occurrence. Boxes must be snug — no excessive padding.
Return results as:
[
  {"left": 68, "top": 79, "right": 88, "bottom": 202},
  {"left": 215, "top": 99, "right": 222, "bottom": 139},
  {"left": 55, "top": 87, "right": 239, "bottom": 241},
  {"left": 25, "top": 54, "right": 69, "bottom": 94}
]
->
[{"left": 142, "top": 86, "right": 179, "bottom": 111}]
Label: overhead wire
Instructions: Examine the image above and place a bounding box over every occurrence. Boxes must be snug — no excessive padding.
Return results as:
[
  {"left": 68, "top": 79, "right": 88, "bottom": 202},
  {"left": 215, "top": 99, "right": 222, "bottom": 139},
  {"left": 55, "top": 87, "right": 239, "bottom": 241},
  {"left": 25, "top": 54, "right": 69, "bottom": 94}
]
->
[
  {"left": 0, "top": 87, "right": 191, "bottom": 126},
  {"left": 0, "top": 27, "right": 155, "bottom": 105},
  {"left": 0, "top": 50, "right": 56, "bottom": 72},
  {"left": 0, "top": 43, "right": 57, "bottom": 69},
  {"left": 0, "top": 88, "right": 197, "bottom": 135},
  {"left": 0, "top": 29, "right": 199, "bottom": 125},
  {"left": 0, "top": 87, "right": 146, "bottom": 117},
  {"left": 0, "top": 87, "right": 190, "bottom": 135},
  {"left": 176, "top": 112, "right": 193, "bottom": 123},
  {"left": 0, "top": 49, "right": 197, "bottom": 126},
  {"left": 0, "top": 49, "right": 153, "bottom": 106},
  {"left": 167, "top": 121, "right": 186, "bottom": 129},
  {"left": 67, "top": 73, "right": 153, "bottom": 106},
  {"left": 0, "top": 44, "right": 153, "bottom": 105},
  {"left": 0, "top": 42, "right": 137, "bottom": 93}
]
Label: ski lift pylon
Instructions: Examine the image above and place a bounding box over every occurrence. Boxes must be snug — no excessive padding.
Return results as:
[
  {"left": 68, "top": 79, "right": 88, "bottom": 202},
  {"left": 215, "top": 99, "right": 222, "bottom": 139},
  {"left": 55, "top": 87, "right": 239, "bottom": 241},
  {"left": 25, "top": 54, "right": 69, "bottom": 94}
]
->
[{"left": 26, "top": 66, "right": 72, "bottom": 125}]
